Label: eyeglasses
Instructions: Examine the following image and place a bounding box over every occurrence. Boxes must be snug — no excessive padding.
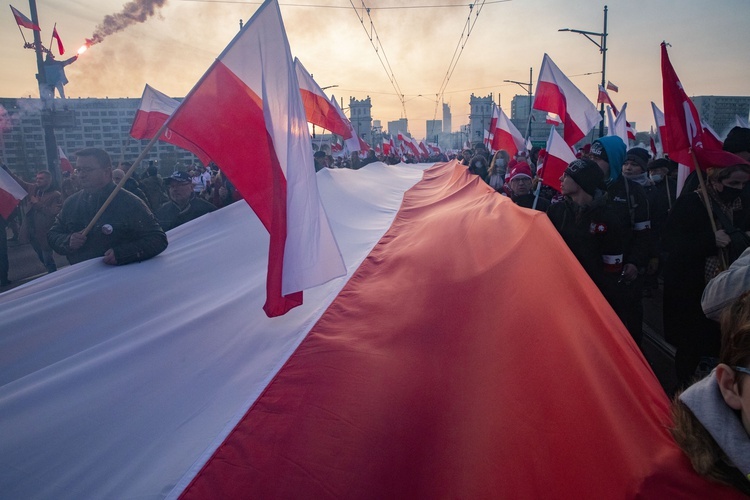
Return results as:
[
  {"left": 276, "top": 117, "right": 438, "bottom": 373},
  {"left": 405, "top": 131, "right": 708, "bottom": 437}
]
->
[{"left": 734, "top": 366, "right": 750, "bottom": 376}]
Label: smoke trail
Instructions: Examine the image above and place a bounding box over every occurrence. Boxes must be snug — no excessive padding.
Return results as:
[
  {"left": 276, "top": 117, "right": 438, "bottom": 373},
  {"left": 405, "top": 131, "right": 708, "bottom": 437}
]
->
[{"left": 89, "top": 0, "right": 169, "bottom": 45}]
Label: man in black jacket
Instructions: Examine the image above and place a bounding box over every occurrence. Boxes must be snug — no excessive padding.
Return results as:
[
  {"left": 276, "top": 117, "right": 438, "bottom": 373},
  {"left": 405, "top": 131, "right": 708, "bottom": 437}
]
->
[
  {"left": 155, "top": 171, "right": 216, "bottom": 231},
  {"left": 48, "top": 148, "right": 167, "bottom": 266}
]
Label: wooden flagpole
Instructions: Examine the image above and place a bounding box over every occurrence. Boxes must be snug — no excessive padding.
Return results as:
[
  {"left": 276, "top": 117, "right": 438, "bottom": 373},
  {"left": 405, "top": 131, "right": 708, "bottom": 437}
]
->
[{"left": 691, "top": 149, "right": 727, "bottom": 271}]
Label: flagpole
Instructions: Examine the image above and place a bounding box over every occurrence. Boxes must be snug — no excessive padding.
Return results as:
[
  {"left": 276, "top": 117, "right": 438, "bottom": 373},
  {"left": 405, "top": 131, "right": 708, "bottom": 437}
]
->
[
  {"left": 81, "top": 120, "right": 170, "bottom": 236},
  {"left": 691, "top": 150, "right": 727, "bottom": 271},
  {"left": 49, "top": 23, "right": 55, "bottom": 52}
]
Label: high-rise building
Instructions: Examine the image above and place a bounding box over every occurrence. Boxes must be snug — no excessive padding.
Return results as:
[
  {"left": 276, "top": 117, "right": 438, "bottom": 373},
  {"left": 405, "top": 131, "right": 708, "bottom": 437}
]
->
[
  {"left": 442, "top": 103, "right": 452, "bottom": 134},
  {"left": 692, "top": 95, "right": 750, "bottom": 137},
  {"left": 469, "top": 94, "right": 493, "bottom": 145},
  {"left": 0, "top": 97, "right": 200, "bottom": 176},
  {"left": 387, "top": 118, "right": 408, "bottom": 137},
  {"left": 426, "top": 120, "right": 442, "bottom": 140},
  {"left": 349, "top": 96, "right": 372, "bottom": 144}
]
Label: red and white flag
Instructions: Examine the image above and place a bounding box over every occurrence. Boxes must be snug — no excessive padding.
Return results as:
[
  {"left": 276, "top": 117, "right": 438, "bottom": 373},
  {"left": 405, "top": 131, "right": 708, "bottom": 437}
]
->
[
  {"left": 491, "top": 106, "right": 525, "bottom": 157},
  {"left": 651, "top": 102, "right": 667, "bottom": 154},
  {"left": 51, "top": 24, "right": 65, "bottom": 55},
  {"left": 661, "top": 42, "right": 746, "bottom": 170},
  {"left": 294, "top": 58, "right": 352, "bottom": 139},
  {"left": 166, "top": 0, "right": 346, "bottom": 316},
  {"left": 533, "top": 54, "right": 601, "bottom": 146},
  {"left": 0, "top": 166, "right": 27, "bottom": 219},
  {"left": 607, "top": 102, "right": 630, "bottom": 147},
  {"left": 9, "top": 5, "right": 40, "bottom": 31},
  {"left": 330, "top": 95, "right": 360, "bottom": 153},
  {"left": 596, "top": 84, "right": 617, "bottom": 113},
  {"left": 358, "top": 135, "right": 371, "bottom": 153},
  {"left": 2, "top": 161, "right": 734, "bottom": 499},
  {"left": 419, "top": 140, "right": 430, "bottom": 157},
  {"left": 57, "top": 146, "right": 73, "bottom": 174},
  {"left": 546, "top": 112, "right": 562, "bottom": 126},
  {"left": 606, "top": 80, "right": 619, "bottom": 93},
  {"left": 538, "top": 126, "right": 576, "bottom": 191},
  {"left": 382, "top": 137, "right": 391, "bottom": 155},
  {"left": 130, "top": 85, "right": 211, "bottom": 165}
]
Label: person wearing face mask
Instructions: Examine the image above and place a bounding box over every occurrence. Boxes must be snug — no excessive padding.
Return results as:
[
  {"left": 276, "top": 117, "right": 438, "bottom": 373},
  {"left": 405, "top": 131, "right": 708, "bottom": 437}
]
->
[
  {"left": 663, "top": 162, "right": 750, "bottom": 386},
  {"left": 487, "top": 150, "right": 509, "bottom": 192}
]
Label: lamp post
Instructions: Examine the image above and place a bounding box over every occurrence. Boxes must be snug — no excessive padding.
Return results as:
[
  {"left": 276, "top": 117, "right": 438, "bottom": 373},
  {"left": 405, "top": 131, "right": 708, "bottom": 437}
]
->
[
  {"left": 559, "top": 5, "right": 608, "bottom": 138},
  {"left": 504, "top": 66, "right": 533, "bottom": 140}
]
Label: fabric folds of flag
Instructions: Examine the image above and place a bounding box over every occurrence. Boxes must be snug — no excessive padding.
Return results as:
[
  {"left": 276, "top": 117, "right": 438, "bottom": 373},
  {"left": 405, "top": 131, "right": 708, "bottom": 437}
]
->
[
  {"left": 0, "top": 166, "right": 27, "bottom": 218},
  {"left": 606, "top": 80, "right": 619, "bottom": 92},
  {"left": 294, "top": 58, "right": 352, "bottom": 139},
  {"left": 10, "top": 5, "right": 40, "bottom": 31},
  {"left": 330, "top": 95, "right": 360, "bottom": 153},
  {"left": 533, "top": 54, "right": 601, "bottom": 146},
  {"left": 129, "top": 85, "right": 211, "bottom": 165},
  {"left": 661, "top": 42, "right": 748, "bottom": 170},
  {"left": 491, "top": 106, "right": 526, "bottom": 156},
  {"left": 597, "top": 84, "right": 617, "bottom": 112},
  {"left": 57, "top": 146, "right": 73, "bottom": 174},
  {"left": 537, "top": 127, "right": 576, "bottom": 190},
  {"left": 166, "top": 0, "right": 346, "bottom": 316},
  {"left": 51, "top": 25, "right": 65, "bottom": 55}
]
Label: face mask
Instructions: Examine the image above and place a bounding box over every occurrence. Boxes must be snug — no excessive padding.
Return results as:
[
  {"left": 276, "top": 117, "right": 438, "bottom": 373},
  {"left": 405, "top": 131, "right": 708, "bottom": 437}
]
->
[
  {"left": 649, "top": 173, "right": 663, "bottom": 183},
  {"left": 718, "top": 185, "right": 743, "bottom": 203},
  {"left": 496, "top": 159, "right": 506, "bottom": 168}
]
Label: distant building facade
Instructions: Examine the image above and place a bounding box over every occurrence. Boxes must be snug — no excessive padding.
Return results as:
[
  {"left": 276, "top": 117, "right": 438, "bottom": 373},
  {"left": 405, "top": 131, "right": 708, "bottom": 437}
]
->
[
  {"left": 349, "top": 96, "right": 372, "bottom": 144},
  {"left": 469, "top": 94, "right": 494, "bottom": 145},
  {"left": 387, "top": 118, "right": 408, "bottom": 137},
  {"left": 692, "top": 95, "right": 750, "bottom": 137},
  {"left": 426, "top": 120, "right": 442, "bottom": 140},
  {"left": 442, "top": 103, "right": 452, "bottom": 134},
  {"left": 0, "top": 97, "right": 200, "bottom": 177}
]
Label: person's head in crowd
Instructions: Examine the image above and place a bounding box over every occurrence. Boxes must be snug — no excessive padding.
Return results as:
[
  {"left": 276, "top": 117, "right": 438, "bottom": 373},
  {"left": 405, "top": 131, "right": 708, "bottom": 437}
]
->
[
  {"left": 723, "top": 127, "right": 750, "bottom": 161},
  {"left": 672, "top": 292, "right": 750, "bottom": 492},
  {"left": 560, "top": 158, "right": 605, "bottom": 202},
  {"left": 508, "top": 162, "right": 533, "bottom": 197},
  {"left": 313, "top": 150, "right": 327, "bottom": 169},
  {"left": 146, "top": 165, "right": 158, "bottom": 178},
  {"left": 165, "top": 171, "right": 195, "bottom": 207},
  {"left": 622, "top": 147, "right": 651, "bottom": 184},
  {"left": 111, "top": 168, "right": 126, "bottom": 185},
  {"left": 366, "top": 149, "right": 376, "bottom": 159},
  {"left": 707, "top": 165, "right": 750, "bottom": 204},
  {"left": 75, "top": 148, "right": 113, "bottom": 192},
  {"left": 35, "top": 170, "right": 53, "bottom": 191},
  {"left": 588, "top": 136, "right": 626, "bottom": 185},
  {"left": 648, "top": 158, "right": 676, "bottom": 184}
]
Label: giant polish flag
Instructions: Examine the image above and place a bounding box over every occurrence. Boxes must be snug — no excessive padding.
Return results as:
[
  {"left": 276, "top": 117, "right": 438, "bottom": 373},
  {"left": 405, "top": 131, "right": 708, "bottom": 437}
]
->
[
  {"left": 294, "top": 58, "right": 352, "bottom": 139},
  {"left": 533, "top": 53, "right": 601, "bottom": 146},
  {"left": 537, "top": 126, "right": 576, "bottom": 190},
  {"left": 0, "top": 167, "right": 27, "bottom": 218},
  {"left": 166, "top": 0, "right": 346, "bottom": 317},
  {"left": 491, "top": 106, "right": 526, "bottom": 156},
  {"left": 129, "top": 84, "right": 211, "bottom": 165},
  {"left": 0, "top": 162, "right": 741, "bottom": 498}
]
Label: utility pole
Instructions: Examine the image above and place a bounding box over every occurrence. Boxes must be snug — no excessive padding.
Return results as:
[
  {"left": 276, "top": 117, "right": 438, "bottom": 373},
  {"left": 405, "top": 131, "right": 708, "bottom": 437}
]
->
[
  {"left": 28, "top": 0, "right": 61, "bottom": 186},
  {"left": 559, "top": 5, "right": 608, "bottom": 138},
  {"left": 504, "top": 66, "right": 534, "bottom": 141}
]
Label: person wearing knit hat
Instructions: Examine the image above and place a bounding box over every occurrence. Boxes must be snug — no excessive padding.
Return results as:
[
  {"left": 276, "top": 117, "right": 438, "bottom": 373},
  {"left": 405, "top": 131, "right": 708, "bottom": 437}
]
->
[
  {"left": 507, "top": 162, "right": 549, "bottom": 212},
  {"left": 588, "top": 137, "right": 651, "bottom": 347},
  {"left": 547, "top": 158, "right": 623, "bottom": 309},
  {"left": 723, "top": 127, "right": 750, "bottom": 160}
]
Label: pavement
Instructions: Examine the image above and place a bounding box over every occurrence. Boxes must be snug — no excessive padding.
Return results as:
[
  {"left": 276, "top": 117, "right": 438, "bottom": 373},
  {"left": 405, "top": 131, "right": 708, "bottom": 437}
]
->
[{"left": 1, "top": 229, "right": 680, "bottom": 395}]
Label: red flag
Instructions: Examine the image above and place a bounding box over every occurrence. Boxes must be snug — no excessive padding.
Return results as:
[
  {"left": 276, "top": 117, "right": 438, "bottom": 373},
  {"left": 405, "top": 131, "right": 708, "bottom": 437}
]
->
[
  {"left": 166, "top": 0, "right": 346, "bottom": 316},
  {"left": 294, "top": 58, "right": 352, "bottom": 139},
  {"left": 606, "top": 80, "right": 619, "bottom": 92},
  {"left": 358, "top": 135, "right": 371, "bottom": 152},
  {"left": 51, "top": 25, "right": 65, "bottom": 55},
  {"left": 9, "top": 5, "right": 40, "bottom": 31},
  {"left": 330, "top": 95, "right": 359, "bottom": 153},
  {"left": 702, "top": 123, "right": 724, "bottom": 151},
  {"left": 533, "top": 54, "right": 601, "bottom": 146},
  {"left": 661, "top": 42, "right": 747, "bottom": 170},
  {"left": 0, "top": 166, "right": 27, "bottom": 219},
  {"left": 651, "top": 102, "right": 668, "bottom": 154},
  {"left": 546, "top": 112, "right": 562, "bottom": 126},
  {"left": 382, "top": 137, "right": 391, "bottom": 155},
  {"left": 538, "top": 127, "right": 576, "bottom": 191},
  {"left": 596, "top": 84, "right": 617, "bottom": 112},
  {"left": 491, "top": 106, "right": 525, "bottom": 156},
  {"left": 130, "top": 85, "right": 211, "bottom": 165},
  {"left": 57, "top": 146, "right": 73, "bottom": 174}
]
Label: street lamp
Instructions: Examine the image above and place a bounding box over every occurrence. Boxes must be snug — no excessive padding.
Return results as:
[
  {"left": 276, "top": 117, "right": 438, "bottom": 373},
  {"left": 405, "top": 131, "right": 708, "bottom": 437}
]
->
[
  {"left": 504, "top": 66, "right": 533, "bottom": 139},
  {"left": 559, "top": 5, "right": 608, "bottom": 138}
]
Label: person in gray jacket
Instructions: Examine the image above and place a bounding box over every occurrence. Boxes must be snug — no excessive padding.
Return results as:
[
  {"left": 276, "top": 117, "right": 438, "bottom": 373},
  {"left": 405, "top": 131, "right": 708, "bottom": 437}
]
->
[{"left": 703, "top": 247, "right": 750, "bottom": 321}]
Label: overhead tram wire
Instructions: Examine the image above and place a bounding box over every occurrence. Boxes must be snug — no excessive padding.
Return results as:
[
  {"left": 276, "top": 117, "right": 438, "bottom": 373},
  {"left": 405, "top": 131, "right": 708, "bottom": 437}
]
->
[
  {"left": 432, "top": 0, "right": 488, "bottom": 123},
  {"left": 348, "top": 0, "right": 408, "bottom": 120},
  {"left": 178, "top": 0, "right": 511, "bottom": 9}
]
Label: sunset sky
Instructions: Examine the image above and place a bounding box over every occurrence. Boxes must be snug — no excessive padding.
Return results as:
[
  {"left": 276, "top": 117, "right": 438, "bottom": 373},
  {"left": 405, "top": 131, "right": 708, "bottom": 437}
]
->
[{"left": 2, "top": 0, "right": 749, "bottom": 140}]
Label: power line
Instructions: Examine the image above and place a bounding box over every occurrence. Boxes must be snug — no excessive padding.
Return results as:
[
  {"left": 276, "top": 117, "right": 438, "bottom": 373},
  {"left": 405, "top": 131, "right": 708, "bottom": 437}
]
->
[{"left": 178, "top": 0, "right": 510, "bottom": 9}]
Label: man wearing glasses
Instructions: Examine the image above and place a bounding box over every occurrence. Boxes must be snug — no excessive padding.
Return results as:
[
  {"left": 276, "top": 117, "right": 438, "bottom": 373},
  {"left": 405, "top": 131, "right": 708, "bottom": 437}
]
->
[{"left": 48, "top": 148, "right": 167, "bottom": 266}]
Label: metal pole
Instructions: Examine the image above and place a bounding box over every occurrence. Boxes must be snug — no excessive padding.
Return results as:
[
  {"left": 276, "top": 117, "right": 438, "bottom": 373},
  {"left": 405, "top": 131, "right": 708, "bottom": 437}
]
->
[
  {"left": 28, "top": 0, "right": 61, "bottom": 186},
  {"left": 599, "top": 5, "right": 608, "bottom": 138}
]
